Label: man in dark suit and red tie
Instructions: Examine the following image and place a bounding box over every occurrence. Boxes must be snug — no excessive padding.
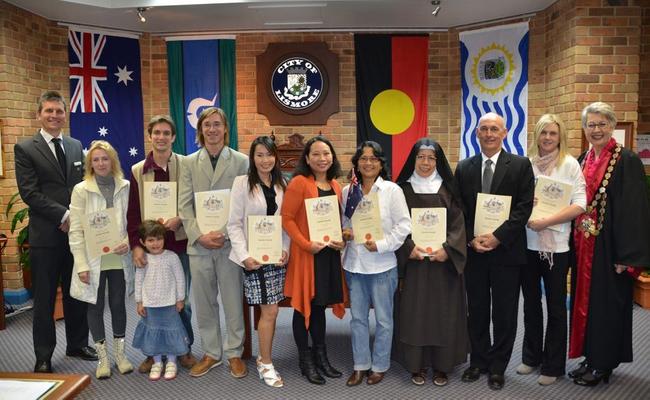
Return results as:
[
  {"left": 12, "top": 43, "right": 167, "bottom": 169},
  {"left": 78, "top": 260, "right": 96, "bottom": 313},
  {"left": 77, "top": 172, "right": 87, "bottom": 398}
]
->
[
  {"left": 454, "top": 112, "right": 534, "bottom": 390},
  {"left": 14, "top": 91, "right": 97, "bottom": 373}
]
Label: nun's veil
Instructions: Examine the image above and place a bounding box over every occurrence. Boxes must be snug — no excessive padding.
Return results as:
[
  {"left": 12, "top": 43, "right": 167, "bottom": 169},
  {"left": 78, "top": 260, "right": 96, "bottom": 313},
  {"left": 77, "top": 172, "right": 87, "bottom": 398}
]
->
[{"left": 395, "top": 138, "right": 460, "bottom": 201}]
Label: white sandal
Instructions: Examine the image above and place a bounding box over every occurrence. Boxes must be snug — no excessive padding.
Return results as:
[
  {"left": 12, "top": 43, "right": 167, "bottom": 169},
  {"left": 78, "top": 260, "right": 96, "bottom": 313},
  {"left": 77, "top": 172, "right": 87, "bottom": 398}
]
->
[
  {"left": 256, "top": 356, "right": 283, "bottom": 387},
  {"left": 164, "top": 361, "right": 177, "bottom": 380},
  {"left": 149, "top": 362, "right": 163, "bottom": 381}
]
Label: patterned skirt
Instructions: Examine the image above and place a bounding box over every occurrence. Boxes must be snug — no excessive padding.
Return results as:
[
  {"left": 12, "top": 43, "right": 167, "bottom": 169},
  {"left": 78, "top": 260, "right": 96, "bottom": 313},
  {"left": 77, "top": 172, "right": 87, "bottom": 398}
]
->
[
  {"left": 132, "top": 305, "right": 189, "bottom": 356},
  {"left": 243, "top": 264, "right": 286, "bottom": 305}
]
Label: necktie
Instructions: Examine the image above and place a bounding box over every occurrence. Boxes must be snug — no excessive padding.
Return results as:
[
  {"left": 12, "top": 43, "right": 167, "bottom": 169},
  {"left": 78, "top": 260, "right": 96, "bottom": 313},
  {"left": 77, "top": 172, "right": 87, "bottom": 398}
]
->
[
  {"left": 482, "top": 159, "right": 493, "bottom": 193},
  {"left": 51, "top": 137, "right": 67, "bottom": 180}
]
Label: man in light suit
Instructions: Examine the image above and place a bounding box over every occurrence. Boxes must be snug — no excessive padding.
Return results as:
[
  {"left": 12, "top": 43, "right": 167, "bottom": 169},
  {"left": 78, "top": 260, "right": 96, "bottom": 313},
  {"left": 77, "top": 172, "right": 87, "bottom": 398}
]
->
[
  {"left": 455, "top": 112, "right": 534, "bottom": 390},
  {"left": 14, "top": 91, "right": 97, "bottom": 373},
  {"left": 178, "top": 107, "right": 249, "bottom": 379}
]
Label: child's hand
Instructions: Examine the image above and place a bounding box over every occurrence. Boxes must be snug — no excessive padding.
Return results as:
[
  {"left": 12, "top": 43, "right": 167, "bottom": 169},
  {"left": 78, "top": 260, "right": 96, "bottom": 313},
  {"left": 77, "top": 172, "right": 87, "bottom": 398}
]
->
[
  {"left": 137, "top": 302, "right": 146, "bottom": 317},
  {"left": 176, "top": 300, "right": 184, "bottom": 312}
]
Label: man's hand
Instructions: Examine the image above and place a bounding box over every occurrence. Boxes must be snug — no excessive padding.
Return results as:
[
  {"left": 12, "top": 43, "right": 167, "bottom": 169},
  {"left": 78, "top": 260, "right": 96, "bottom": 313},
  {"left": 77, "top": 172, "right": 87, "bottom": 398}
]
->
[
  {"left": 430, "top": 248, "right": 449, "bottom": 262},
  {"left": 197, "top": 232, "right": 225, "bottom": 249},
  {"left": 409, "top": 245, "right": 426, "bottom": 260},
  {"left": 132, "top": 246, "right": 147, "bottom": 268},
  {"left": 112, "top": 243, "right": 129, "bottom": 255},
  {"left": 59, "top": 218, "right": 70, "bottom": 233},
  {"left": 164, "top": 217, "right": 183, "bottom": 232}
]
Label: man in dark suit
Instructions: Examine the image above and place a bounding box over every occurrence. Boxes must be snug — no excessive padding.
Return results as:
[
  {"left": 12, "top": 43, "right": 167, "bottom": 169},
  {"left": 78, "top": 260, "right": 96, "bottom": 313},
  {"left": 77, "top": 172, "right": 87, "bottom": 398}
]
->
[
  {"left": 455, "top": 112, "right": 534, "bottom": 390},
  {"left": 14, "top": 91, "right": 97, "bottom": 373}
]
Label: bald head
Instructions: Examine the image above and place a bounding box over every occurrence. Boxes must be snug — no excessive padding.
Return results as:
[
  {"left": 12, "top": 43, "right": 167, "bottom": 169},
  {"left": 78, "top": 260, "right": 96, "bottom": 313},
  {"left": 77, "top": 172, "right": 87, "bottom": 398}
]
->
[{"left": 476, "top": 112, "right": 507, "bottom": 157}]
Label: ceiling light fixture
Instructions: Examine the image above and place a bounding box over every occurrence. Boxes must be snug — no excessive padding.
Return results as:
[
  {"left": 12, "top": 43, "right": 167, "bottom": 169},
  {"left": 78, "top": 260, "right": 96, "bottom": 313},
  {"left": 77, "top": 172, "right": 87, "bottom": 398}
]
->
[
  {"left": 431, "top": 0, "right": 441, "bottom": 16},
  {"left": 137, "top": 7, "right": 148, "bottom": 23}
]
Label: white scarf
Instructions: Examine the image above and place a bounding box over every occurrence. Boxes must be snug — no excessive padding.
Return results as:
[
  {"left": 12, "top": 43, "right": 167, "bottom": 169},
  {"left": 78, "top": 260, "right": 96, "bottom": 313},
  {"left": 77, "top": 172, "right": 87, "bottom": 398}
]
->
[{"left": 408, "top": 171, "right": 442, "bottom": 194}]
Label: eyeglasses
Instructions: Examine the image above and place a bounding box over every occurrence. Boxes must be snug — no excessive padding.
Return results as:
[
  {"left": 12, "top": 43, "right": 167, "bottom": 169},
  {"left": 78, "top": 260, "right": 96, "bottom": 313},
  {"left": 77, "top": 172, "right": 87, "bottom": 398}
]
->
[
  {"left": 415, "top": 155, "right": 436, "bottom": 162},
  {"left": 585, "top": 122, "right": 609, "bottom": 130},
  {"left": 359, "top": 156, "right": 380, "bottom": 163},
  {"left": 478, "top": 126, "right": 502, "bottom": 133}
]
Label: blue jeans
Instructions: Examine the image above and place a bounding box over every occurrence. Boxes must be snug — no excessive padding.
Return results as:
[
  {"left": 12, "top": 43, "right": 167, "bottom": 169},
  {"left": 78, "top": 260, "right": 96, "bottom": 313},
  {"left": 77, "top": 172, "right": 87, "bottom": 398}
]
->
[
  {"left": 178, "top": 252, "right": 194, "bottom": 348},
  {"left": 345, "top": 268, "right": 398, "bottom": 372}
]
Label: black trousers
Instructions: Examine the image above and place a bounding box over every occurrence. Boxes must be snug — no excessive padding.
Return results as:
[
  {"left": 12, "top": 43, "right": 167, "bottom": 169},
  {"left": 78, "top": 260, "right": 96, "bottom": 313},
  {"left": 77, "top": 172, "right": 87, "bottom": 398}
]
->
[
  {"left": 31, "top": 245, "right": 89, "bottom": 362},
  {"left": 521, "top": 250, "right": 569, "bottom": 376},
  {"left": 465, "top": 259, "right": 521, "bottom": 375},
  {"left": 87, "top": 270, "right": 127, "bottom": 343}
]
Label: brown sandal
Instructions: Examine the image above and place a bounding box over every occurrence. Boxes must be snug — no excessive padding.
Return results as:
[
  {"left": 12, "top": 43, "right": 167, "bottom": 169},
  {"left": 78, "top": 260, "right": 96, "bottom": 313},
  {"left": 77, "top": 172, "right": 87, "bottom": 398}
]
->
[{"left": 432, "top": 370, "right": 448, "bottom": 386}]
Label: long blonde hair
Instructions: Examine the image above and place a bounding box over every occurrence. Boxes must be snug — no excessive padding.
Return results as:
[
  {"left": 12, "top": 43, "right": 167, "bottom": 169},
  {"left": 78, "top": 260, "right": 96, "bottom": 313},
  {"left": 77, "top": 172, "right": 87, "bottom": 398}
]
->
[
  {"left": 528, "top": 114, "right": 568, "bottom": 165},
  {"left": 83, "top": 140, "right": 124, "bottom": 181}
]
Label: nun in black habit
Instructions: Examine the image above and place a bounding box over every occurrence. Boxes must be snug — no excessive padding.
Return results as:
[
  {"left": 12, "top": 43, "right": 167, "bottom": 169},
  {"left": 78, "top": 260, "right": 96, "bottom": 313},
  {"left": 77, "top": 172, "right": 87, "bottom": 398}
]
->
[{"left": 391, "top": 138, "right": 469, "bottom": 386}]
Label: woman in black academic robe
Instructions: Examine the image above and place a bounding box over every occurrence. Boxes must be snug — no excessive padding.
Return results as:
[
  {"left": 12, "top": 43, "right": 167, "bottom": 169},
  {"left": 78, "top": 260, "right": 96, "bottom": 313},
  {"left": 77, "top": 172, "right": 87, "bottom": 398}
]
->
[
  {"left": 569, "top": 102, "right": 650, "bottom": 386},
  {"left": 392, "top": 138, "right": 469, "bottom": 386}
]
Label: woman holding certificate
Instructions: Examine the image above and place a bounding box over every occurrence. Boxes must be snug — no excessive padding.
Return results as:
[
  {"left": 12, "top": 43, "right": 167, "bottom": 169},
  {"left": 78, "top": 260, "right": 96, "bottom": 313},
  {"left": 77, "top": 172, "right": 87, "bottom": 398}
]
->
[
  {"left": 517, "top": 114, "right": 586, "bottom": 386},
  {"left": 341, "top": 141, "right": 410, "bottom": 386},
  {"left": 69, "top": 140, "right": 133, "bottom": 379},
  {"left": 392, "top": 138, "right": 469, "bottom": 387},
  {"left": 227, "top": 136, "right": 289, "bottom": 388},
  {"left": 281, "top": 136, "right": 347, "bottom": 385},
  {"left": 569, "top": 102, "right": 650, "bottom": 387}
]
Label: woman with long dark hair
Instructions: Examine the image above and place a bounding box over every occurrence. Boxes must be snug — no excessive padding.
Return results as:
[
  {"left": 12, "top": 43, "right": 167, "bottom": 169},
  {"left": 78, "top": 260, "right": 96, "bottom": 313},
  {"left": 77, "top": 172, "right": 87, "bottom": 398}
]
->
[
  {"left": 392, "top": 138, "right": 469, "bottom": 387},
  {"left": 281, "top": 136, "right": 348, "bottom": 385},
  {"left": 228, "top": 136, "right": 289, "bottom": 387}
]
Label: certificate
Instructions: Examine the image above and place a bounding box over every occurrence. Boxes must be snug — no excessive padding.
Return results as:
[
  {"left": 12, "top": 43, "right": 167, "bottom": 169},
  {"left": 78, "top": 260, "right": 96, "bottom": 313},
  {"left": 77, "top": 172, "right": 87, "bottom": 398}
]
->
[
  {"left": 143, "top": 181, "right": 177, "bottom": 222},
  {"left": 474, "top": 193, "right": 512, "bottom": 236},
  {"left": 84, "top": 209, "right": 121, "bottom": 259},
  {"left": 305, "top": 195, "right": 342, "bottom": 243},
  {"left": 530, "top": 176, "right": 573, "bottom": 232},
  {"left": 351, "top": 192, "right": 384, "bottom": 244},
  {"left": 247, "top": 215, "right": 283, "bottom": 264},
  {"left": 411, "top": 208, "right": 446, "bottom": 254},
  {"left": 194, "top": 189, "right": 230, "bottom": 234}
]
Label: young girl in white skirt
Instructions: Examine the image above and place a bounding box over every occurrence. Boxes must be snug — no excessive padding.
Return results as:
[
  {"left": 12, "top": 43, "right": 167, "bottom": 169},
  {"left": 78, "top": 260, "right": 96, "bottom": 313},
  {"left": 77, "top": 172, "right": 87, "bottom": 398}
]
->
[{"left": 132, "top": 220, "right": 189, "bottom": 381}]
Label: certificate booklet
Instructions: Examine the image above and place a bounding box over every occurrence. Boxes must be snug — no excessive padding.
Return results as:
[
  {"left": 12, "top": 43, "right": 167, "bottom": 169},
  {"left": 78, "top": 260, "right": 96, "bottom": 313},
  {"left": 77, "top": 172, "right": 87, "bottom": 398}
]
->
[
  {"left": 143, "top": 181, "right": 177, "bottom": 222},
  {"left": 530, "top": 176, "right": 573, "bottom": 232},
  {"left": 305, "top": 195, "right": 342, "bottom": 243},
  {"left": 351, "top": 192, "right": 384, "bottom": 244},
  {"left": 194, "top": 189, "right": 230, "bottom": 234},
  {"left": 83, "top": 209, "right": 121, "bottom": 259},
  {"left": 474, "top": 193, "right": 512, "bottom": 236},
  {"left": 411, "top": 207, "right": 446, "bottom": 254},
  {"left": 247, "top": 215, "right": 283, "bottom": 264}
]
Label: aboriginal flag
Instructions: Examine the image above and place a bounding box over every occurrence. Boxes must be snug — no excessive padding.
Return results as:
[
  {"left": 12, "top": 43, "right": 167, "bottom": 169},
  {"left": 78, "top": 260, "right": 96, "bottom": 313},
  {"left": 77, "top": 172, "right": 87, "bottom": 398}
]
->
[{"left": 355, "top": 35, "right": 428, "bottom": 179}]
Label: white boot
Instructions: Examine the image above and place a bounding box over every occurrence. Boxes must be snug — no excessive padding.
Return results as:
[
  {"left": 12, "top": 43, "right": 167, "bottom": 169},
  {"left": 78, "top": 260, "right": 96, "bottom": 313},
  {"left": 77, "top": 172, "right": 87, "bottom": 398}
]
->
[
  {"left": 95, "top": 341, "right": 111, "bottom": 379},
  {"left": 113, "top": 337, "right": 134, "bottom": 374}
]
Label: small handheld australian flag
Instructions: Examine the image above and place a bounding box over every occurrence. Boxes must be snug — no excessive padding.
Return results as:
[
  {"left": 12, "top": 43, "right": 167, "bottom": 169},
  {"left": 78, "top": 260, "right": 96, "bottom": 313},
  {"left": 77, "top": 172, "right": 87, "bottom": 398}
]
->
[{"left": 344, "top": 168, "right": 364, "bottom": 219}]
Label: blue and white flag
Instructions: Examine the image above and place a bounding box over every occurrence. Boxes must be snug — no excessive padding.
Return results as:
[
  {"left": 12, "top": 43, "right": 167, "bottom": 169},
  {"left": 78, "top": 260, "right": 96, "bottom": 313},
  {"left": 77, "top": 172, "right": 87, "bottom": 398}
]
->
[
  {"left": 68, "top": 28, "right": 144, "bottom": 178},
  {"left": 459, "top": 22, "right": 529, "bottom": 160}
]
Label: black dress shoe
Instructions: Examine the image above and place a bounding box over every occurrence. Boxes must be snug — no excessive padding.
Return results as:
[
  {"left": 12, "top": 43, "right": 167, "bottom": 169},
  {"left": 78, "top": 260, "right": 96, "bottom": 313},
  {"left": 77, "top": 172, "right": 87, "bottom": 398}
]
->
[
  {"left": 568, "top": 360, "right": 589, "bottom": 379},
  {"left": 461, "top": 366, "right": 485, "bottom": 382},
  {"left": 488, "top": 374, "right": 505, "bottom": 390},
  {"left": 34, "top": 360, "right": 52, "bottom": 373},
  {"left": 573, "top": 369, "right": 611, "bottom": 387},
  {"left": 66, "top": 346, "right": 98, "bottom": 361}
]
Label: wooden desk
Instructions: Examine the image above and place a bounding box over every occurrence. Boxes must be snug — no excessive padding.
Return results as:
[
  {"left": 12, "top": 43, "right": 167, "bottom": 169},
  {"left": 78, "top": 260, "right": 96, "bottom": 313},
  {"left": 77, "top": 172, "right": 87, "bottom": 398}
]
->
[{"left": 0, "top": 372, "right": 90, "bottom": 399}]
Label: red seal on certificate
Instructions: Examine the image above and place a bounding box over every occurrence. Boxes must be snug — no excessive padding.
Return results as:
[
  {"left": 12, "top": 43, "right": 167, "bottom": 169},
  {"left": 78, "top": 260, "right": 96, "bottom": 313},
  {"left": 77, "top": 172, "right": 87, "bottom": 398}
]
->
[
  {"left": 323, "top": 235, "right": 330, "bottom": 242},
  {"left": 365, "top": 233, "right": 372, "bottom": 240},
  {"left": 102, "top": 246, "right": 110, "bottom": 253},
  {"left": 426, "top": 246, "right": 432, "bottom": 253},
  {"left": 262, "top": 255, "right": 269, "bottom": 262}
]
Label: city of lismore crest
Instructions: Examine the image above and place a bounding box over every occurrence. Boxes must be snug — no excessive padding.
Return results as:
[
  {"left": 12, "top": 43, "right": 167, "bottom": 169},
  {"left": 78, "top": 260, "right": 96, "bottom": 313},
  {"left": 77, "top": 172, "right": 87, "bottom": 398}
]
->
[{"left": 271, "top": 56, "right": 324, "bottom": 111}]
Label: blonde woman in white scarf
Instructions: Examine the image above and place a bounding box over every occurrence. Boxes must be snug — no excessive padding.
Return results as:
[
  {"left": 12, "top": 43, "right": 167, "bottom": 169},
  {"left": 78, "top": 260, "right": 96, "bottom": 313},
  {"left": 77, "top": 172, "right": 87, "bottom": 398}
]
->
[{"left": 516, "top": 114, "right": 586, "bottom": 385}]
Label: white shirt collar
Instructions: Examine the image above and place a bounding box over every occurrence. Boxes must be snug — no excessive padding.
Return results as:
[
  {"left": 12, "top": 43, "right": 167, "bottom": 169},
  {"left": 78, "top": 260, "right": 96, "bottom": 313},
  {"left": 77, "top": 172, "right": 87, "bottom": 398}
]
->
[
  {"left": 481, "top": 150, "right": 501, "bottom": 165},
  {"left": 408, "top": 170, "right": 442, "bottom": 194},
  {"left": 39, "top": 128, "right": 64, "bottom": 143}
]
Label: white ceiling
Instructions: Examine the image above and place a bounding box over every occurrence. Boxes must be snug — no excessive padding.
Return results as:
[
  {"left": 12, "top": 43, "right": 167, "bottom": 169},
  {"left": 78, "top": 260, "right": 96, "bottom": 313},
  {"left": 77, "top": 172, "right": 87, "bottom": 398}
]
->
[{"left": 7, "top": 0, "right": 557, "bottom": 34}]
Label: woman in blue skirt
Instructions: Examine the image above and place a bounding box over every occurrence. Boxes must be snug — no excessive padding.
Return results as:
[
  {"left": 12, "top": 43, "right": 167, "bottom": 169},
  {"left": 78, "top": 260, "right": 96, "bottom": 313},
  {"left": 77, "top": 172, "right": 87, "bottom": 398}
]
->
[{"left": 132, "top": 220, "right": 189, "bottom": 381}]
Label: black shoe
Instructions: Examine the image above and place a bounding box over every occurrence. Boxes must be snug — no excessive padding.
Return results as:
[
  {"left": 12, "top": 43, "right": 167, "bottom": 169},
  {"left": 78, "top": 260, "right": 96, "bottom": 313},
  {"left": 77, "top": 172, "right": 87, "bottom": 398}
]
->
[
  {"left": 568, "top": 360, "right": 589, "bottom": 379},
  {"left": 573, "top": 369, "right": 611, "bottom": 387},
  {"left": 66, "top": 345, "right": 98, "bottom": 361},
  {"left": 34, "top": 360, "right": 52, "bottom": 373},
  {"left": 299, "top": 348, "right": 325, "bottom": 385},
  {"left": 312, "top": 344, "right": 342, "bottom": 378},
  {"left": 488, "top": 374, "right": 505, "bottom": 390},
  {"left": 461, "top": 366, "right": 485, "bottom": 382}
]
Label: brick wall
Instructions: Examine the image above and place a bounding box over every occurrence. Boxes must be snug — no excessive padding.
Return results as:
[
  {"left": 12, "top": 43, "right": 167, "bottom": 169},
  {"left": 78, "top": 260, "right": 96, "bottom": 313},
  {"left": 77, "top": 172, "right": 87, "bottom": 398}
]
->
[{"left": 1, "top": 0, "right": 648, "bottom": 292}]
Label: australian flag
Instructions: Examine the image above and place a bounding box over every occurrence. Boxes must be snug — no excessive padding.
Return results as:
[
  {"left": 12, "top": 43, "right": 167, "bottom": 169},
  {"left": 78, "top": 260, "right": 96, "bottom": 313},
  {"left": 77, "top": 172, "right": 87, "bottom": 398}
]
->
[
  {"left": 344, "top": 168, "right": 364, "bottom": 219},
  {"left": 68, "top": 29, "right": 144, "bottom": 178}
]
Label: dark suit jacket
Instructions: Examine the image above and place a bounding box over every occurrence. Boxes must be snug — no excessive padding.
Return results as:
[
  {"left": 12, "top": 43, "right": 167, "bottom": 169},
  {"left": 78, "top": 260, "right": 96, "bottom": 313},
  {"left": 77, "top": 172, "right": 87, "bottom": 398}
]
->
[
  {"left": 14, "top": 132, "right": 84, "bottom": 247},
  {"left": 455, "top": 150, "right": 534, "bottom": 266}
]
